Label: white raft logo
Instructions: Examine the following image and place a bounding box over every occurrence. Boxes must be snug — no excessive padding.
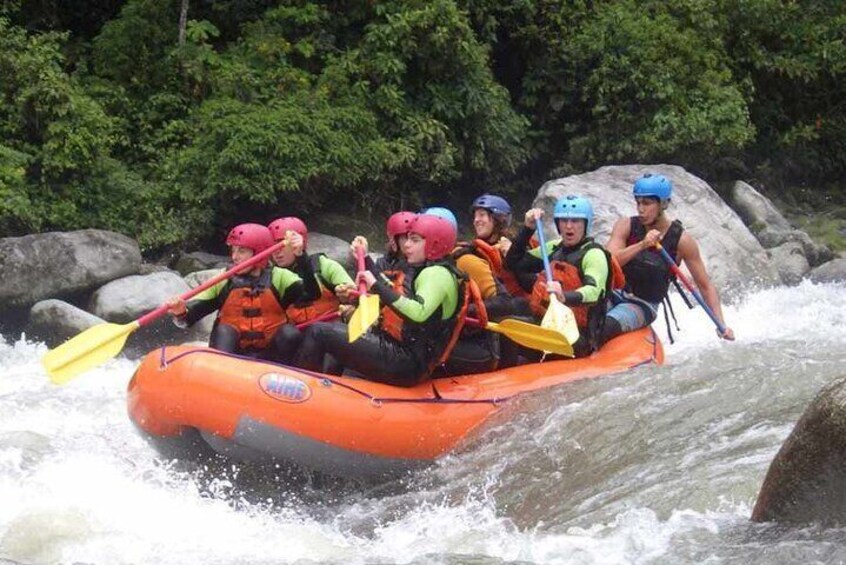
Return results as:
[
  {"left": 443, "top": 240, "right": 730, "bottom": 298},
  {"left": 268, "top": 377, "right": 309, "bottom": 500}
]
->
[{"left": 259, "top": 373, "right": 311, "bottom": 403}]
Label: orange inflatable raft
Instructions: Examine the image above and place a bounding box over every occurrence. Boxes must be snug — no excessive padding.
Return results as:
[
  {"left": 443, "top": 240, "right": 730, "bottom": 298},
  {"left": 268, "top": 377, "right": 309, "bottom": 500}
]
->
[{"left": 127, "top": 327, "right": 663, "bottom": 478}]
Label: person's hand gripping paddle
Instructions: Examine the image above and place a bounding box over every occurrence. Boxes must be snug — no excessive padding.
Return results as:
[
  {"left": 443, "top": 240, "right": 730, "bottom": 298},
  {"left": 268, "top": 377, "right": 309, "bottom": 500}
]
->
[
  {"left": 535, "top": 216, "right": 580, "bottom": 349},
  {"left": 348, "top": 246, "right": 380, "bottom": 342},
  {"left": 42, "top": 239, "right": 287, "bottom": 384},
  {"left": 655, "top": 242, "right": 731, "bottom": 338}
]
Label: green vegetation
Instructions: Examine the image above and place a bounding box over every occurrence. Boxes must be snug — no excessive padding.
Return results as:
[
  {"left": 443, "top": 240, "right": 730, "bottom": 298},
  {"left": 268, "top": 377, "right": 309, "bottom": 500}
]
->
[{"left": 1, "top": 1, "right": 844, "bottom": 252}]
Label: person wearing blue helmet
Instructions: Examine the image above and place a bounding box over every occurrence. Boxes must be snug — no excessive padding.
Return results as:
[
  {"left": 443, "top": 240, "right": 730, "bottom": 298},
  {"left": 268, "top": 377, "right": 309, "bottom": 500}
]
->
[
  {"left": 604, "top": 173, "right": 734, "bottom": 343},
  {"left": 448, "top": 193, "right": 527, "bottom": 370},
  {"left": 420, "top": 206, "right": 458, "bottom": 230},
  {"left": 505, "top": 195, "right": 623, "bottom": 357},
  {"left": 449, "top": 194, "right": 515, "bottom": 300}
]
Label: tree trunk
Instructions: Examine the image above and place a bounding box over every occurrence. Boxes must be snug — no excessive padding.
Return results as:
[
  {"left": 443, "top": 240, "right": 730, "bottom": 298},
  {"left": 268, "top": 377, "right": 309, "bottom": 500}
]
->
[{"left": 178, "top": 0, "right": 189, "bottom": 46}]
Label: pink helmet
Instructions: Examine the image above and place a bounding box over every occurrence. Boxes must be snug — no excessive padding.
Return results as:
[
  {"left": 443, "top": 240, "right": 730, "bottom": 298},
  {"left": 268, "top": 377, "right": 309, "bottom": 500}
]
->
[
  {"left": 268, "top": 216, "right": 308, "bottom": 248},
  {"left": 225, "top": 223, "right": 274, "bottom": 267},
  {"left": 408, "top": 214, "right": 457, "bottom": 261},
  {"left": 386, "top": 211, "right": 417, "bottom": 240}
]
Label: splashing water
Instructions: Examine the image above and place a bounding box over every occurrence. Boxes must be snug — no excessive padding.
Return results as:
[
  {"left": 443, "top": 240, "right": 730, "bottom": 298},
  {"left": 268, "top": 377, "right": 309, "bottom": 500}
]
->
[{"left": 1, "top": 282, "right": 846, "bottom": 564}]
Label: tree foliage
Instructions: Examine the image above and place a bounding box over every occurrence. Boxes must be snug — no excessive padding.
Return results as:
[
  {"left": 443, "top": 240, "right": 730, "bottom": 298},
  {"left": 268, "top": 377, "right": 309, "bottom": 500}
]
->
[{"left": 0, "top": 1, "right": 844, "bottom": 250}]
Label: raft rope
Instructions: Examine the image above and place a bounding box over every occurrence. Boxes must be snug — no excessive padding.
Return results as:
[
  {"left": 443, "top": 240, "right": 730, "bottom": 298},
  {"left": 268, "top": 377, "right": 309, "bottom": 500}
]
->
[
  {"left": 157, "top": 347, "right": 506, "bottom": 406},
  {"left": 156, "top": 329, "right": 662, "bottom": 406}
]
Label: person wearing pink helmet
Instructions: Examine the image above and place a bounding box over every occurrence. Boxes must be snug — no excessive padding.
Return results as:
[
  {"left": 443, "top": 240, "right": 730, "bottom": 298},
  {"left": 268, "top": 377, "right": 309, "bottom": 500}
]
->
[
  {"left": 295, "top": 214, "right": 484, "bottom": 386},
  {"left": 166, "top": 223, "right": 318, "bottom": 362},
  {"left": 268, "top": 216, "right": 355, "bottom": 324},
  {"left": 348, "top": 211, "right": 417, "bottom": 275}
]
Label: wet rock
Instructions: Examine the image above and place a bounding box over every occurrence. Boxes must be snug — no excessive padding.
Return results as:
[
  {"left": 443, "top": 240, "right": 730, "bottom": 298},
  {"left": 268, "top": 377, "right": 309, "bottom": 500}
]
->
[
  {"left": 808, "top": 257, "right": 846, "bottom": 284},
  {"left": 730, "top": 180, "right": 793, "bottom": 232},
  {"left": 173, "top": 251, "right": 229, "bottom": 276},
  {"left": 26, "top": 300, "right": 105, "bottom": 347},
  {"left": 767, "top": 242, "right": 810, "bottom": 286},
  {"left": 536, "top": 165, "right": 781, "bottom": 293},
  {"left": 752, "top": 376, "right": 846, "bottom": 525},
  {"left": 88, "top": 271, "right": 190, "bottom": 323},
  {"left": 184, "top": 268, "right": 225, "bottom": 288},
  {"left": 0, "top": 230, "right": 142, "bottom": 308},
  {"left": 757, "top": 226, "right": 834, "bottom": 268},
  {"left": 307, "top": 232, "right": 356, "bottom": 272}
]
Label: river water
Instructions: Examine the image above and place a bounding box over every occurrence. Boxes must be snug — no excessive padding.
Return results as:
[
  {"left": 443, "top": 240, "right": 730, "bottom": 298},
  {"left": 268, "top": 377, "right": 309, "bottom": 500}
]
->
[{"left": 1, "top": 281, "right": 846, "bottom": 564}]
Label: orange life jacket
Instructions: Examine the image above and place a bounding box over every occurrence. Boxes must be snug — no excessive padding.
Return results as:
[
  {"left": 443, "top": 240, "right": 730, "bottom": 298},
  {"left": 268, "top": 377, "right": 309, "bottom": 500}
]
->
[
  {"left": 435, "top": 276, "right": 487, "bottom": 370},
  {"left": 455, "top": 238, "right": 528, "bottom": 298},
  {"left": 218, "top": 270, "right": 288, "bottom": 350},
  {"left": 529, "top": 241, "right": 625, "bottom": 328},
  {"left": 285, "top": 254, "right": 341, "bottom": 324},
  {"left": 379, "top": 269, "right": 407, "bottom": 343},
  {"left": 499, "top": 269, "right": 529, "bottom": 298}
]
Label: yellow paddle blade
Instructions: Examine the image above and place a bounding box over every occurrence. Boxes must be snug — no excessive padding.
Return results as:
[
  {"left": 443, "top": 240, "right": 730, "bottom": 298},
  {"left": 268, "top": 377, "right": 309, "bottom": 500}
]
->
[
  {"left": 541, "top": 294, "right": 580, "bottom": 347},
  {"left": 42, "top": 321, "right": 140, "bottom": 385},
  {"left": 348, "top": 294, "right": 380, "bottom": 343},
  {"left": 489, "top": 319, "right": 574, "bottom": 357}
]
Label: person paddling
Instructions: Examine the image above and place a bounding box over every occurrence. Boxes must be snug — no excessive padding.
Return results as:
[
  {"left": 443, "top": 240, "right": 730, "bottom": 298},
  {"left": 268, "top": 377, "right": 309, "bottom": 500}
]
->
[
  {"left": 295, "top": 214, "right": 481, "bottom": 386},
  {"left": 603, "top": 173, "right": 735, "bottom": 343},
  {"left": 354, "top": 211, "right": 417, "bottom": 273},
  {"left": 268, "top": 216, "right": 355, "bottom": 323},
  {"left": 506, "top": 196, "right": 622, "bottom": 358},
  {"left": 166, "top": 223, "right": 318, "bottom": 362}
]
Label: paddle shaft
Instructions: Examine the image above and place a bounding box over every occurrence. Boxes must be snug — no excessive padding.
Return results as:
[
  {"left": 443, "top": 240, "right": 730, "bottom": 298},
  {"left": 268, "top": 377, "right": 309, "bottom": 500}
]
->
[
  {"left": 295, "top": 309, "right": 340, "bottom": 329},
  {"left": 655, "top": 243, "right": 727, "bottom": 334},
  {"left": 534, "top": 217, "right": 555, "bottom": 286},
  {"left": 136, "top": 239, "right": 286, "bottom": 327},
  {"left": 355, "top": 246, "right": 369, "bottom": 297}
]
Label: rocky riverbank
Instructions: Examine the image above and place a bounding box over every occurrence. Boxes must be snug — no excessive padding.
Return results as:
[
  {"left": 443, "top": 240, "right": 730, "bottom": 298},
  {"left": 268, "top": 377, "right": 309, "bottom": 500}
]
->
[{"left": 1, "top": 164, "right": 844, "bottom": 352}]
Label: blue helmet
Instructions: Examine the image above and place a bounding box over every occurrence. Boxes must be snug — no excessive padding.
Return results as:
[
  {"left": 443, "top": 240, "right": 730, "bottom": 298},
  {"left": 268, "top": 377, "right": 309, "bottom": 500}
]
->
[
  {"left": 470, "top": 194, "right": 512, "bottom": 225},
  {"left": 633, "top": 173, "right": 672, "bottom": 203},
  {"left": 421, "top": 206, "right": 458, "bottom": 230},
  {"left": 553, "top": 195, "right": 594, "bottom": 235}
]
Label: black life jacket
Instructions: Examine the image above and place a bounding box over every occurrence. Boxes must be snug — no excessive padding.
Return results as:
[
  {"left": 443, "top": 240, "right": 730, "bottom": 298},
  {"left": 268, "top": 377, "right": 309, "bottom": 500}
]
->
[
  {"left": 286, "top": 254, "right": 340, "bottom": 324},
  {"left": 623, "top": 218, "right": 684, "bottom": 304},
  {"left": 378, "top": 258, "right": 470, "bottom": 374}
]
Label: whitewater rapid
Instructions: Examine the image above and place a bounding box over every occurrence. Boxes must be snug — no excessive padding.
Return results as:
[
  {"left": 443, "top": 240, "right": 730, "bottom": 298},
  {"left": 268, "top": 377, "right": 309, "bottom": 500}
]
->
[{"left": 1, "top": 281, "right": 845, "bottom": 564}]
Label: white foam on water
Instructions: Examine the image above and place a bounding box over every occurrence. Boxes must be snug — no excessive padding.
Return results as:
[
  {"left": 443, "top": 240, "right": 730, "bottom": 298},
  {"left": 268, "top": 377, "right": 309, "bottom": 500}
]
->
[{"left": 1, "top": 281, "right": 845, "bottom": 563}]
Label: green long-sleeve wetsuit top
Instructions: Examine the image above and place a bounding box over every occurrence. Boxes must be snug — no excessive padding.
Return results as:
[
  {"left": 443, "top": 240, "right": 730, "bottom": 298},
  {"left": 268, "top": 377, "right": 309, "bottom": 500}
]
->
[
  {"left": 370, "top": 264, "right": 459, "bottom": 323},
  {"left": 505, "top": 226, "right": 609, "bottom": 305},
  {"left": 313, "top": 254, "right": 354, "bottom": 289}
]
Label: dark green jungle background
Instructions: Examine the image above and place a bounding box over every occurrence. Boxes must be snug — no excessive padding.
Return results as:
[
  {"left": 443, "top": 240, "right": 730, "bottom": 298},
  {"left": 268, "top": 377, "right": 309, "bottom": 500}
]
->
[{"left": 1, "top": 0, "right": 844, "bottom": 255}]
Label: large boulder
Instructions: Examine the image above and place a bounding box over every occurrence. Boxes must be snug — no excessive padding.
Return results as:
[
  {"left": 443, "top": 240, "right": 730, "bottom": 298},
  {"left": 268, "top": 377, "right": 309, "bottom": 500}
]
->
[
  {"left": 757, "top": 226, "right": 834, "bottom": 268},
  {"left": 307, "top": 232, "right": 356, "bottom": 271},
  {"left": 89, "top": 271, "right": 189, "bottom": 322},
  {"left": 535, "top": 165, "right": 781, "bottom": 293},
  {"left": 26, "top": 299, "right": 105, "bottom": 347},
  {"left": 752, "top": 376, "right": 846, "bottom": 525},
  {"left": 730, "top": 180, "right": 792, "bottom": 232},
  {"left": 767, "top": 242, "right": 810, "bottom": 286},
  {"left": 730, "top": 181, "right": 834, "bottom": 268},
  {"left": 184, "top": 268, "right": 225, "bottom": 288},
  {"left": 87, "top": 271, "right": 214, "bottom": 356},
  {"left": 0, "top": 230, "right": 142, "bottom": 308},
  {"left": 808, "top": 257, "right": 846, "bottom": 284},
  {"left": 173, "top": 251, "right": 229, "bottom": 276}
]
